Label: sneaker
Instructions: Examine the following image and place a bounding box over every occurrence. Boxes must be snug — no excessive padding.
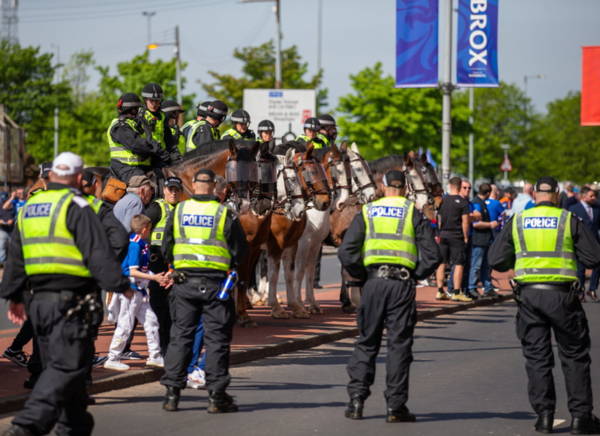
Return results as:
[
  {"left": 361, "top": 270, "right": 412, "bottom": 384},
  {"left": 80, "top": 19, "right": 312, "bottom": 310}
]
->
[
  {"left": 436, "top": 291, "right": 449, "bottom": 301},
  {"left": 2, "top": 348, "right": 29, "bottom": 368},
  {"left": 483, "top": 289, "right": 499, "bottom": 297},
  {"left": 146, "top": 356, "right": 164, "bottom": 368},
  {"left": 187, "top": 368, "right": 206, "bottom": 389},
  {"left": 467, "top": 289, "right": 480, "bottom": 300},
  {"left": 121, "top": 350, "right": 144, "bottom": 360},
  {"left": 451, "top": 293, "right": 473, "bottom": 302},
  {"left": 103, "top": 359, "right": 130, "bottom": 371},
  {"left": 92, "top": 355, "right": 108, "bottom": 367}
]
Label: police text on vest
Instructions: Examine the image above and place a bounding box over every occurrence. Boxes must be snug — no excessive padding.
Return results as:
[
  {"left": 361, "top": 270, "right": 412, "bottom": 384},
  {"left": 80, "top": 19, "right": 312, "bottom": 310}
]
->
[
  {"left": 523, "top": 217, "right": 558, "bottom": 229},
  {"left": 24, "top": 203, "right": 52, "bottom": 218},
  {"left": 182, "top": 214, "right": 215, "bottom": 227},
  {"left": 368, "top": 206, "right": 406, "bottom": 219}
]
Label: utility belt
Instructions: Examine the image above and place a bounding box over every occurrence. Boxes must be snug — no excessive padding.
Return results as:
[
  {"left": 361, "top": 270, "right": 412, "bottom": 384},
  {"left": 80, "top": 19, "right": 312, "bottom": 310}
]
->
[
  {"left": 367, "top": 265, "right": 412, "bottom": 281},
  {"left": 519, "top": 282, "right": 574, "bottom": 293},
  {"left": 171, "top": 270, "right": 224, "bottom": 288}
]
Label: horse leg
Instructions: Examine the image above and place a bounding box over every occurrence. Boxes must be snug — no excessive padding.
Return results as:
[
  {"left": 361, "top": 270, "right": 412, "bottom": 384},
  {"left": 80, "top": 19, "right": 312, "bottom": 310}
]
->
[
  {"left": 284, "top": 245, "right": 310, "bottom": 319},
  {"left": 268, "top": 249, "right": 289, "bottom": 319}
]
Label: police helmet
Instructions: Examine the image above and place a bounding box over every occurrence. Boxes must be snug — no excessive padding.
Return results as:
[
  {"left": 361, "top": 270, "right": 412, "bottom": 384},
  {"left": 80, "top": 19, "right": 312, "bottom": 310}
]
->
[
  {"left": 318, "top": 113, "right": 336, "bottom": 127},
  {"left": 161, "top": 100, "right": 183, "bottom": 115},
  {"left": 258, "top": 120, "right": 275, "bottom": 132},
  {"left": 141, "top": 83, "right": 164, "bottom": 100},
  {"left": 206, "top": 100, "right": 228, "bottom": 121},
  {"left": 117, "top": 93, "right": 142, "bottom": 113},
  {"left": 303, "top": 117, "right": 321, "bottom": 131},
  {"left": 230, "top": 109, "right": 251, "bottom": 124},
  {"left": 197, "top": 100, "right": 211, "bottom": 118}
]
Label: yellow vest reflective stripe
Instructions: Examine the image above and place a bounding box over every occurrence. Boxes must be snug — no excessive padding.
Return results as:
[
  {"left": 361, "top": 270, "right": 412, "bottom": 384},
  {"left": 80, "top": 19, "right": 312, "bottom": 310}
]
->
[
  {"left": 296, "top": 135, "right": 324, "bottom": 150},
  {"left": 18, "top": 189, "right": 91, "bottom": 277},
  {"left": 362, "top": 196, "right": 417, "bottom": 269},
  {"left": 85, "top": 195, "right": 103, "bottom": 214},
  {"left": 316, "top": 133, "right": 329, "bottom": 148},
  {"left": 172, "top": 199, "right": 231, "bottom": 271},
  {"left": 151, "top": 199, "right": 174, "bottom": 246},
  {"left": 221, "top": 128, "right": 242, "bottom": 140},
  {"left": 185, "top": 120, "right": 219, "bottom": 152},
  {"left": 107, "top": 118, "right": 151, "bottom": 166},
  {"left": 512, "top": 206, "right": 577, "bottom": 283},
  {"left": 144, "top": 109, "right": 165, "bottom": 148}
]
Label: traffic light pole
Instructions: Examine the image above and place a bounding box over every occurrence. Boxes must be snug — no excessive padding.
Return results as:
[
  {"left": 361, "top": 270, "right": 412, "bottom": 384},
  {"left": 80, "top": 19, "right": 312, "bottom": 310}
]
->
[{"left": 441, "top": 0, "right": 454, "bottom": 187}]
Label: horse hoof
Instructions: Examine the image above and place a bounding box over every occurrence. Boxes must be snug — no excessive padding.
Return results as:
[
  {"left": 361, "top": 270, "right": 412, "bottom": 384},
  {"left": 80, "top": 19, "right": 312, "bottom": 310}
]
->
[
  {"left": 341, "top": 304, "right": 357, "bottom": 314},
  {"left": 292, "top": 309, "right": 311, "bottom": 319},
  {"left": 308, "top": 305, "right": 322, "bottom": 315},
  {"left": 253, "top": 299, "right": 267, "bottom": 307},
  {"left": 271, "top": 309, "right": 290, "bottom": 319}
]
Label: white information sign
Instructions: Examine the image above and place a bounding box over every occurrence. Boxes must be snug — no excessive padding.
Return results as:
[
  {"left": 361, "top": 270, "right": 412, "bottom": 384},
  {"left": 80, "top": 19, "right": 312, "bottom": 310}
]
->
[{"left": 243, "top": 89, "right": 316, "bottom": 140}]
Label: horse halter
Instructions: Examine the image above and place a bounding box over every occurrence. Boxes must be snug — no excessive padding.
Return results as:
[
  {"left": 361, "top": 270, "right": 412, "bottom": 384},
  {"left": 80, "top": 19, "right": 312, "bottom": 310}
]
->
[
  {"left": 323, "top": 151, "right": 351, "bottom": 195},
  {"left": 347, "top": 153, "right": 376, "bottom": 203},
  {"left": 294, "top": 154, "right": 331, "bottom": 205},
  {"left": 274, "top": 157, "right": 305, "bottom": 220}
]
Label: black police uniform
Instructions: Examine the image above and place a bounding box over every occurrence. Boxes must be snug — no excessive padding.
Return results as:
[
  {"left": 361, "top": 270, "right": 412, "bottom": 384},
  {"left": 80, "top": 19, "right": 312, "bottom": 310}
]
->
[
  {"left": 0, "top": 183, "right": 130, "bottom": 436},
  {"left": 488, "top": 201, "right": 600, "bottom": 430},
  {"left": 191, "top": 123, "right": 220, "bottom": 149},
  {"left": 221, "top": 129, "right": 256, "bottom": 141},
  {"left": 160, "top": 194, "right": 248, "bottom": 396},
  {"left": 338, "top": 206, "right": 440, "bottom": 414}
]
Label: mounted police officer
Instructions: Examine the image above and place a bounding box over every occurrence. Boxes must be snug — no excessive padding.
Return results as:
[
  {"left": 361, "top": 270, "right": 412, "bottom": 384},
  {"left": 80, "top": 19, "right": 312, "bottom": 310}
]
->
[
  {"left": 108, "top": 93, "right": 169, "bottom": 184},
  {"left": 145, "top": 176, "right": 183, "bottom": 355},
  {"left": 338, "top": 170, "right": 440, "bottom": 423},
  {"left": 187, "top": 101, "right": 228, "bottom": 152},
  {"left": 182, "top": 101, "right": 210, "bottom": 142},
  {"left": 0, "top": 152, "right": 130, "bottom": 436},
  {"left": 296, "top": 117, "right": 326, "bottom": 150},
  {"left": 221, "top": 110, "right": 256, "bottom": 141},
  {"left": 489, "top": 177, "right": 600, "bottom": 434},
  {"left": 317, "top": 114, "right": 337, "bottom": 147},
  {"left": 257, "top": 120, "right": 275, "bottom": 144},
  {"left": 161, "top": 100, "right": 185, "bottom": 157},
  {"left": 160, "top": 168, "right": 248, "bottom": 413}
]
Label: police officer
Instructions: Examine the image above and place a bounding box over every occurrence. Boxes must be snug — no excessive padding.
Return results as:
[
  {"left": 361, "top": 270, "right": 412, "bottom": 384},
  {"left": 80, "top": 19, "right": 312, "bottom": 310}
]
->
[
  {"left": 317, "top": 113, "right": 337, "bottom": 147},
  {"left": 187, "top": 101, "right": 228, "bottom": 152},
  {"left": 296, "top": 117, "right": 326, "bottom": 150},
  {"left": 160, "top": 168, "right": 248, "bottom": 413},
  {"left": 108, "top": 93, "right": 168, "bottom": 184},
  {"left": 221, "top": 109, "right": 256, "bottom": 141},
  {"left": 488, "top": 177, "right": 600, "bottom": 434},
  {"left": 161, "top": 100, "right": 185, "bottom": 157},
  {"left": 141, "top": 83, "right": 174, "bottom": 153},
  {"left": 182, "top": 101, "right": 211, "bottom": 141},
  {"left": 257, "top": 120, "right": 275, "bottom": 144},
  {"left": 0, "top": 152, "right": 130, "bottom": 436},
  {"left": 338, "top": 170, "right": 440, "bottom": 423},
  {"left": 145, "top": 176, "right": 183, "bottom": 355}
]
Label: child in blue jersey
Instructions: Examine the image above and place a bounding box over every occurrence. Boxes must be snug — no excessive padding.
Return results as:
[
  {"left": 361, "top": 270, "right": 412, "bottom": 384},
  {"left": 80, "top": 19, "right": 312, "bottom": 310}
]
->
[{"left": 105, "top": 215, "right": 169, "bottom": 371}]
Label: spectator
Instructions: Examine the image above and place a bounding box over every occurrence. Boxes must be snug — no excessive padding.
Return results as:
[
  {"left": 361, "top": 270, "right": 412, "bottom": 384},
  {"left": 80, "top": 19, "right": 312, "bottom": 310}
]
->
[
  {"left": 0, "top": 192, "right": 14, "bottom": 267},
  {"left": 467, "top": 183, "right": 499, "bottom": 298},
  {"left": 509, "top": 183, "right": 534, "bottom": 216},
  {"left": 500, "top": 187, "right": 517, "bottom": 212},
  {"left": 486, "top": 184, "right": 505, "bottom": 232},
  {"left": 435, "top": 177, "right": 472, "bottom": 302},
  {"left": 2, "top": 188, "right": 26, "bottom": 214},
  {"left": 569, "top": 186, "right": 600, "bottom": 301},
  {"left": 559, "top": 182, "right": 578, "bottom": 210},
  {"left": 113, "top": 176, "right": 155, "bottom": 232}
]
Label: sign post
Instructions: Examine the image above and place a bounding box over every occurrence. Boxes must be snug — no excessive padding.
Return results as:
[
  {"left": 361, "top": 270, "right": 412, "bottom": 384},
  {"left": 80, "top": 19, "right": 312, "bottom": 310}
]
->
[
  {"left": 500, "top": 143, "right": 512, "bottom": 182},
  {"left": 243, "top": 89, "right": 316, "bottom": 140}
]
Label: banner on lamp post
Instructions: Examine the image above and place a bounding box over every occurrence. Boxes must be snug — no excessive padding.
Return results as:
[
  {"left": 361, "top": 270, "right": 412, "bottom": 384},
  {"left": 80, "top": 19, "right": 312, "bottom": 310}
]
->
[
  {"left": 581, "top": 46, "right": 600, "bottom": 126},
  {"left": 456, "top": 0, "right": 499, "bottom": 87},
  {"left": 395, "top": 0, "right": 439, "bottom": 88}
]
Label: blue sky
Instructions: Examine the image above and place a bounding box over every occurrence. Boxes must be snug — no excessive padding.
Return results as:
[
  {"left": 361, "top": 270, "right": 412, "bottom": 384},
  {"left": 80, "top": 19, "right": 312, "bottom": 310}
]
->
[{"left": 15, "top": 0, "right": 600, "bottom": 112}]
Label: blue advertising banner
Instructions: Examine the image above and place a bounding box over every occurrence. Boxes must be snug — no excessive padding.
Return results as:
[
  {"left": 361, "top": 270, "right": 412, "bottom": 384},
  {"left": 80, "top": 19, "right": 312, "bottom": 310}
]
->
[
  {"left": 396, "top": 0, "right": 439, "bottom": 88},
  {"left": 457, "top": 0, "right": 499, "bottom": 86}
]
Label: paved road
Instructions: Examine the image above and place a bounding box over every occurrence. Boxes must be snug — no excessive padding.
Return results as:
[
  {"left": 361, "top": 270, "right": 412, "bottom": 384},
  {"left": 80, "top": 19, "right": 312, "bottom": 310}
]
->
[{"left": 3, "top": 301, "right": 599, "bottom": 435}]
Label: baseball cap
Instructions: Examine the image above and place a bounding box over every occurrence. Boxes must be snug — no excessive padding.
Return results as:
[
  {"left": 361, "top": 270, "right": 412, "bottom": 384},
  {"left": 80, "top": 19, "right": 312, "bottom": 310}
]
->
[
  {"left": 383, "top": 170, "right": 406, "bottom": 189},
  {"left": 534, "top": 176, "right": 559, "bottom": 193},
  {"left": 164, "top": 176, "right": 183, "bottom": 189},
  {"left": 193, "top": 169, "right": 216, "bottom": 183},
  {"left": 52, "top": 152, "right": 83, "bottom": 176},
  {"left": 128, "top": 175, "right": 153, "bottom": 188}
]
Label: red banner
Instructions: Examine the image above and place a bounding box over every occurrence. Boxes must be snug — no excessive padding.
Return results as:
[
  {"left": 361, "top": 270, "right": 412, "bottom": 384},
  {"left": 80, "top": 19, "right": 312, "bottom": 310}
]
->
[{"left": 581, "top": 46, "right": 600, "bottom": 126}]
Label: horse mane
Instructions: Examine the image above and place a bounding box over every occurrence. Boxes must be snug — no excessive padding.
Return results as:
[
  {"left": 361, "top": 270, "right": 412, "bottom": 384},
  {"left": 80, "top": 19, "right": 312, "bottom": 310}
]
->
[
  {"left": 367, "top": 154, "right": 405, "bottom": 174},
  {"left": 180, "top": 139, "right": 235, "bottom": 160},
  {"left": 273, "top": 141, "right": 307, "bottom": 156}
]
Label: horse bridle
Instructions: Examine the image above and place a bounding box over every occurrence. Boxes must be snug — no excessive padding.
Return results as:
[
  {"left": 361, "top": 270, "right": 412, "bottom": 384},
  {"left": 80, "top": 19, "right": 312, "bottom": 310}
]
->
[
  {"left": 273, "top": 161, "right": 305, "bottom": 212},
  {"left": 295, "top": 157, "right": 331, "bottom": 202},
  {"left": 323, "top": 152, "right": 351, "bottom": 197},
  {"left": 347, "top": 154, "right": 376, "bottom": 203}
]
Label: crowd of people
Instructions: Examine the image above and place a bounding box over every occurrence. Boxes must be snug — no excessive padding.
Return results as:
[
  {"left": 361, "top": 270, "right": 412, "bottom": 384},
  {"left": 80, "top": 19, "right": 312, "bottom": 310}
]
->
[{"left": 432, "top": 178, "right": 600, "bottom": 303}]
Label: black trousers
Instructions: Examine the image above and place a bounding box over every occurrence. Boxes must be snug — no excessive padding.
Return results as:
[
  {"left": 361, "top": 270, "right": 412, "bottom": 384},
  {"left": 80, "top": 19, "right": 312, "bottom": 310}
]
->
[
  {"left": 149, "top": 281, "right": 172, "bottom": 356},
  {"left": 516, "top": 286, "right": 593, "bottom": 418},
  {"left": 347, "top": 277, "right": 417, "bottom": 410},
  {"left": 14, "top": 292, "right": 94, "bottom": 435},
  {"left": 161, "top": 278, "right": 235, "bottom": 393},
  {"left": 9, "top": 318, "right": 33, "bottom": 351}
]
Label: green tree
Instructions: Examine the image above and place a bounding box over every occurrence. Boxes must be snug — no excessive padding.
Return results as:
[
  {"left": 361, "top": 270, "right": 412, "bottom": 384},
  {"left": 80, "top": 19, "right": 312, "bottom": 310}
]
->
[
  {"left": 202, "top": 40, "right": 327, "bottom": 111},
  {"left": 336, "top": 62, "right": 471, "bottom": 162},
  {"left": 0, "top": 40, "right": 71, "bottom": 163},
  {"left": 521, "top": 92, "right": 600, "bottom": 184}
]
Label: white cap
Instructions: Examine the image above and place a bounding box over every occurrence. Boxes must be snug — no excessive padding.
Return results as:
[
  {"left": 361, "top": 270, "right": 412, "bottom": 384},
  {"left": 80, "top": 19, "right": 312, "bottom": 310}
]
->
[{"left": 51, "top": 152, "right": 84, "bottom": 176}]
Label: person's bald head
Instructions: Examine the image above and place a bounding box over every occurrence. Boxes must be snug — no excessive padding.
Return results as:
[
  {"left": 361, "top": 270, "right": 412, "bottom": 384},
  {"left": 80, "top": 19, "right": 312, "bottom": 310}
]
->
[
  {"left": 523, "top": 183, "right": 534, "bottom": 196},
  {"left": 192, "top": 169, "right": 216, "bottom": 195}
]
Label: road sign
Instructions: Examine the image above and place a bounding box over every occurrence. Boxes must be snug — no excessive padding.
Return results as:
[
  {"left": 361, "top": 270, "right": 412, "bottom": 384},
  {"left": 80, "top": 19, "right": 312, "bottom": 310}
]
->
[
  {"left": 500, "top": 155, "right": 512, "bottom": 172},
  {"left": 243, "top": 89, "right": 316, "bottom": 139}
]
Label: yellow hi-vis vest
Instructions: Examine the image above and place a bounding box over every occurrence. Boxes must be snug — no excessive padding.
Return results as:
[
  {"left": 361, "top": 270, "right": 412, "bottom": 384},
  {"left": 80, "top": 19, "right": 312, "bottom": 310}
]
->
[
  {"left": 85, "top": 195, "right": 103, "bottom": 214},
  {"left": 144, "top": 109, "right": 165, "bottom": 148},
  {"left": 18, "top": 189, "right": 91, "bottom": 277},
  {"left": 173, "top": 199, "right": 231, "bottom": 271},
  {"left": 107, "top": 118, "right": 151, "bottom": 166},
  {"left": 151, "top": 199, "right": 174, "bottom": 246},
  {"left": 296, "top": 135, "right": 324, "bottom": 149},
  {"left": 362, "top": 196, "right": 417, "bottom": 269},
  {"left": 512, "top": 206, "right": 577, "bottom": 283},
  {"left": 221, "top": 128, "right": 242, "bottom": 140},
  {"left": 316, "top": 133, "right": 330, "bottom": 147},
  {"left": 185, "top": 120, "right": 219, "bottom": 152}
]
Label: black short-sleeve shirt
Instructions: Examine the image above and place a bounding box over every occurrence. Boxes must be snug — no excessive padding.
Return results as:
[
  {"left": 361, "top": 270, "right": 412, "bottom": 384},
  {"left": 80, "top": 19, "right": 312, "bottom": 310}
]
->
[{"left": 438, "top": 194, "right": 470, "bottom": 239}]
